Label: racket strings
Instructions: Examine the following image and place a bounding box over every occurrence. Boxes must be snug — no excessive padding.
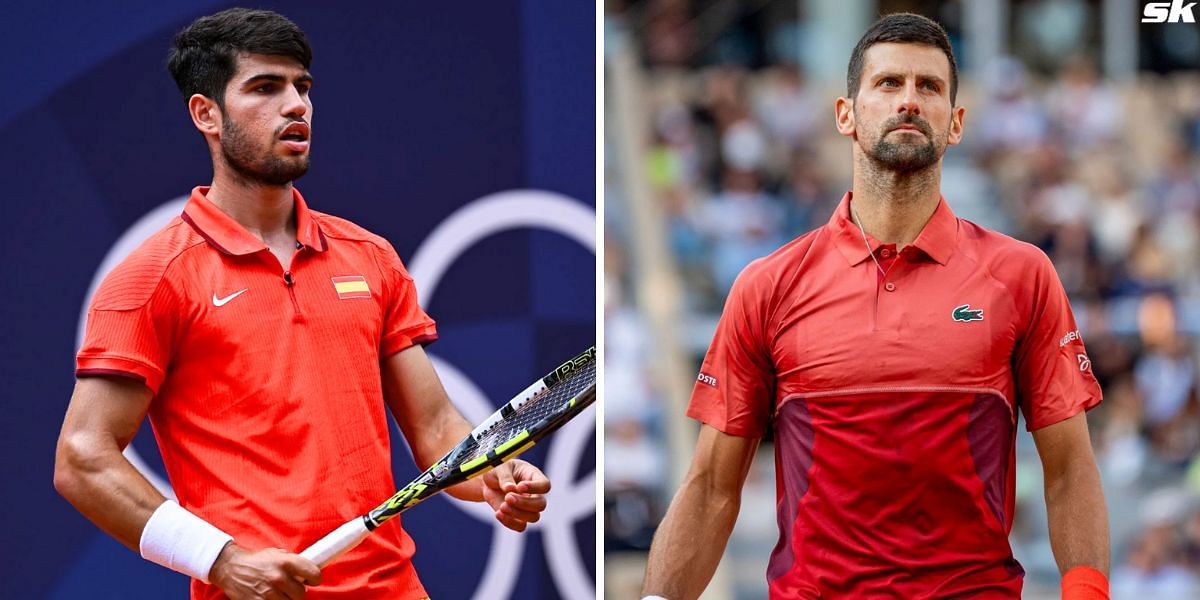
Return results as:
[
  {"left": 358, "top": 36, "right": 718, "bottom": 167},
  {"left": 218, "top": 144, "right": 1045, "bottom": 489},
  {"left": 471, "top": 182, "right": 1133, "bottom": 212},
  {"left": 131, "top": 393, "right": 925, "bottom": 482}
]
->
[{"left": 466, "top": 358, "right": 596, "bottom": 460}]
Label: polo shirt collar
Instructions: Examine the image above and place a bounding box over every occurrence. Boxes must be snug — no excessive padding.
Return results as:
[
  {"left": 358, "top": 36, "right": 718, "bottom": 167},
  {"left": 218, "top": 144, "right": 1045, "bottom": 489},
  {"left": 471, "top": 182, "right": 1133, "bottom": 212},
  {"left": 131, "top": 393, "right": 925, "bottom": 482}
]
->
[
  {"left": 829, "top": 191, "right": 958, "bottom": 267},
  {"left": 181, "top": 186, "right": 328, "bottom": 255}
]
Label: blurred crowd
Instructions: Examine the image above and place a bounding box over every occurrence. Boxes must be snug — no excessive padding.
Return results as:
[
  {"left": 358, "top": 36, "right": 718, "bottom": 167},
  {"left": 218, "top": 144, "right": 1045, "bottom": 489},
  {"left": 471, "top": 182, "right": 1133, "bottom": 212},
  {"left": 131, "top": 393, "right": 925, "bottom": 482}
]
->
[{"left": 604, "top": 1, "right": 1200, "bottom": 598}]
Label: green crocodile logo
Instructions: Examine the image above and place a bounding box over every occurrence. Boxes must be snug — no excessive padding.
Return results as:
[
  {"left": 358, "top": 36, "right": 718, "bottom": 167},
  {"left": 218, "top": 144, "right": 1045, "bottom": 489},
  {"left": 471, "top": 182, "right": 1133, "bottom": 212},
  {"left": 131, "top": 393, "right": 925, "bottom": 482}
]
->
[{"left": 952, "top": 304, "right": 984, "bottom": 322}]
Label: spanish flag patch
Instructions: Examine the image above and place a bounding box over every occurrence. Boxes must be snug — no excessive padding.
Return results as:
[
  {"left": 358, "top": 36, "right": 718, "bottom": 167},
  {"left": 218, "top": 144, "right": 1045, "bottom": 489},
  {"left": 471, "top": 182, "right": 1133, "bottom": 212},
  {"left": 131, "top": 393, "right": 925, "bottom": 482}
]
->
[{"left": 332, "top": 275, "right": 371, "bottom": 299}]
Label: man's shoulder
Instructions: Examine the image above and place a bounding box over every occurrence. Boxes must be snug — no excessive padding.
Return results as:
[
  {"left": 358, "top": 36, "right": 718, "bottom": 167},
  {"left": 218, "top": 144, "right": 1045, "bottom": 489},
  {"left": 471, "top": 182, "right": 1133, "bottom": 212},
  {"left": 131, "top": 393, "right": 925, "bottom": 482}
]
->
[
  {"left": 957, "top": 219, "right": 1050, "bottom": 269},
  {"left": 310, "top": 210, "right": 395, "bottom": 254},
  {"left": 739, "top": 227, "right": 827, "bottom": 282},
  {"left": 956, "top": 219, "right": 1056, "bottom": 294},
  {"left": 91, "top": 217, "right": 203, "bottom": 311}
]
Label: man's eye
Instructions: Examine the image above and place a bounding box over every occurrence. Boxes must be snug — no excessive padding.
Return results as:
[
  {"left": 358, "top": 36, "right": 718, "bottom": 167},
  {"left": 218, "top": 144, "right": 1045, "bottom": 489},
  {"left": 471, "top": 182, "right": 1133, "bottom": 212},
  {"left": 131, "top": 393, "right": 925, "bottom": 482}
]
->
[
  {"left": 923, "top": 81, "right": 939, "bottom": 91},
  {"left": 880, "top": 78, "right": 898, "bottom": 87},
  {"left": 256, "top": 84, "right": 273, "bottom": 93}
]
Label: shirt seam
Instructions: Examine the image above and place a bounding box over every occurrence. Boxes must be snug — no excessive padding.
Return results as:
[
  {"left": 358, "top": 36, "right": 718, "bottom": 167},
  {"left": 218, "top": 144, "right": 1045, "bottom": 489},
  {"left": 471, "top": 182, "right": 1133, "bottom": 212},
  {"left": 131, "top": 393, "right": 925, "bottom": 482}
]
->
[
  {"left": 76, "top": 352, "right": 163, "bottom": 377},
  {"left": 766, "top": 227, "right": 826, "bottom": 358},
  {"left": 310, "top": 213, "right": 395, "bottom": 254},
  {"left": 780, "top": 385, "right": 1015, "bottom": 423},
  {"left": 1026, "top": 395, "right": 1101, "bottom": 431},
  {"left": 96, "top": 226, "right": 204, "bottom": 312},
  {"left": 955, "top": 241, "right": 1012, "bottom": 333}
]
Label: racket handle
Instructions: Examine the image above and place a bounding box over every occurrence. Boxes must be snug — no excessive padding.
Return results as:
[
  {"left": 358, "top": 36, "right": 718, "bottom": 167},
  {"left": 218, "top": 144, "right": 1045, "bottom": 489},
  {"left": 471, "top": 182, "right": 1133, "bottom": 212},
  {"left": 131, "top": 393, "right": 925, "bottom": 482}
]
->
[{"left": 300, "top": 517, "right": 371, "bottom": 567}]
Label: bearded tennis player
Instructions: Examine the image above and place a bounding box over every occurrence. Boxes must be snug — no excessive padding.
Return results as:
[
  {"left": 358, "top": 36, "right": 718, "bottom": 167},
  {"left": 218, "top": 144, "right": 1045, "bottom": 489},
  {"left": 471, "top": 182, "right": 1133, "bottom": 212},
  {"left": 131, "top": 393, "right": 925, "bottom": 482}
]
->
[
  {"left": 53, "top": 8, "right": 549, "bottom": 600},
  {"left": 642, "top": 13, "right": 1109, "bottom": 600}
]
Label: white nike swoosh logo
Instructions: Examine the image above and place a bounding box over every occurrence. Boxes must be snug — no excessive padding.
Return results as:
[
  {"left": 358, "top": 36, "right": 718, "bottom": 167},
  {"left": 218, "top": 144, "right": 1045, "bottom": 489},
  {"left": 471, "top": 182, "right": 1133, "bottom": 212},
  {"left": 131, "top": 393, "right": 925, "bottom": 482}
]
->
[{"left": 212, "top": 289, "right": 248, "bottom": 307}]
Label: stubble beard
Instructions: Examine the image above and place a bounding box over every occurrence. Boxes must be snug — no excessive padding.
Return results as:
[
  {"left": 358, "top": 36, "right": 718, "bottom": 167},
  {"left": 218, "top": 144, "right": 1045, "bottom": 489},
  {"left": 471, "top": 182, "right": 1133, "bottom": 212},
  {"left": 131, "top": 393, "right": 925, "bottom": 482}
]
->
[
  {"left": 220, "top": 117, "right": 310, "bottom": 187},
  {"left": 864, "top": 115, "right": 942, "bottom": 175}
]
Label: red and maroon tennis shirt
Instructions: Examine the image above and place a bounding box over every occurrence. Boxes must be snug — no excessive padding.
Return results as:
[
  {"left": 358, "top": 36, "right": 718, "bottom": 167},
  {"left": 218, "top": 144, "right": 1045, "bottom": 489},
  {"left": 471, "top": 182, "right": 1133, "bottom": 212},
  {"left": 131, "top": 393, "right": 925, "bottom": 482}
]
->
[{"left": 687, "top": 192, "right": 1102, "bottom": 598}]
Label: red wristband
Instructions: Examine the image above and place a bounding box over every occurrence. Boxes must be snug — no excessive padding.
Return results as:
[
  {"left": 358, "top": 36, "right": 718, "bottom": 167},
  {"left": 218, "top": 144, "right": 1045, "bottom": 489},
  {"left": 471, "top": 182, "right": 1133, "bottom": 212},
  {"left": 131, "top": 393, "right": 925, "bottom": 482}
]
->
[{"left": 1061, "top": 566, "right": 1109, "bottom": 600}]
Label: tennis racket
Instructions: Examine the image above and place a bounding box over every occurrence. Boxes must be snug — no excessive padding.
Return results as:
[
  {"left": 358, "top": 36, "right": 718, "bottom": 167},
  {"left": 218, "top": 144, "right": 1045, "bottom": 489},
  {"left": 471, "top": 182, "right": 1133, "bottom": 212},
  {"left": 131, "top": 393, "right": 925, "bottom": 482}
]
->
[{"left": 299, "top": 345, "right": 597, "bottom": 567}]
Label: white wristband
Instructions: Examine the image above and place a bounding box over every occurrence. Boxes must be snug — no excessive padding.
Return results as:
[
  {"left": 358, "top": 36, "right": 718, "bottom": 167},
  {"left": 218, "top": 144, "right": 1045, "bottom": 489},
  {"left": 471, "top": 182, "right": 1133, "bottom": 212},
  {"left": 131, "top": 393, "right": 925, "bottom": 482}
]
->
[
  {"left": 642, "top": 596, "right": 669, "bottom": 600},
  {"left": 139, "top": 500, "right": 234, "bottom": 583}
]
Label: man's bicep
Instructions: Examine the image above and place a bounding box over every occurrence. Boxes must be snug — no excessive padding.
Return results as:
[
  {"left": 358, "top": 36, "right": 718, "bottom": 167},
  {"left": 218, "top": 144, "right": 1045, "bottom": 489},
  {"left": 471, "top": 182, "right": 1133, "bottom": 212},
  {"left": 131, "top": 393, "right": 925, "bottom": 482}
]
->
[
  {"left": 686, "top": 424, "right": 760, "bottom": 493},
  {"left": 380, "top": 344, "right": 458, "bottom": 433},
  {"left": 1030, "top": 412, "right": 1093, "bottom": 480},
  {"left": 62, "top": 376, "right": 154, "bottom": 449}
]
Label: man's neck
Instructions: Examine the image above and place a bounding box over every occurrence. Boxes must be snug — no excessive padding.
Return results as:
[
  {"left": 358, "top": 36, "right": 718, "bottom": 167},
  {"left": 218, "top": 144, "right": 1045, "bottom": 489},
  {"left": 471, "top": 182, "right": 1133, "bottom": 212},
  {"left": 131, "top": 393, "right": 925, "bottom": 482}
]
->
[
  {"left": 205, "top": 172, "right": 297, "bottom": 245},
  {"left": 849, "top": 156, "right": 942, "bottom": 250}
]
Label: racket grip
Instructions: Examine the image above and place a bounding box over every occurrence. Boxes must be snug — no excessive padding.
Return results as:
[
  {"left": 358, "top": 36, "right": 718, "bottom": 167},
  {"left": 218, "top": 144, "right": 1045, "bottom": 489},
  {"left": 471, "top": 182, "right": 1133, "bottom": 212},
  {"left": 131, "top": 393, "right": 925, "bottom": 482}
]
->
[{"left": 299, "top": 517, "right": 371, "bottom": 567}]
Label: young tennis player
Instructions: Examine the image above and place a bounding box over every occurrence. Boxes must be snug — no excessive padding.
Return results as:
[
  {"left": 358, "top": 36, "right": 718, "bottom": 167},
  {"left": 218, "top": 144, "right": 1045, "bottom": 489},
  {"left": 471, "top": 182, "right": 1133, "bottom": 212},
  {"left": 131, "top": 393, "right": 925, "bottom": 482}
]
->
[{"left": 54, "top": 9, "right": 550, "bottom": 599}]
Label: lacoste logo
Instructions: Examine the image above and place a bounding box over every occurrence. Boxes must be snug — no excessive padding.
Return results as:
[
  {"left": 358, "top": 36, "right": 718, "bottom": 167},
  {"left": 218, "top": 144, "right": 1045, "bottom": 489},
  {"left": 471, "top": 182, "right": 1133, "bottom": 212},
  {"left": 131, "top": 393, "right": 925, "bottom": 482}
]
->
[
  {"left": 212, "top": 288, "right": 248, "bottom": 307},
  {"left": 697, "top": 372, "right": 718, "bottom": 388},
  {"left": 952, "top": 304, "right": 984, "bottom": 322}
]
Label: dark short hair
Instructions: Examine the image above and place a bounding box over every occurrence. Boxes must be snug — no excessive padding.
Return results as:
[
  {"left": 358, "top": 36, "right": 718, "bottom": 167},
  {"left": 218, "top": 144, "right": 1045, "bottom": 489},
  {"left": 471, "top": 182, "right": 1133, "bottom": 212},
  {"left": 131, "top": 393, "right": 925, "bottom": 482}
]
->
[
  {"left": 846, "top": 13, "right": 958, "bottom": 105},
  {"left": 167, "top": 8, "right": 312, "bottom": 107}
]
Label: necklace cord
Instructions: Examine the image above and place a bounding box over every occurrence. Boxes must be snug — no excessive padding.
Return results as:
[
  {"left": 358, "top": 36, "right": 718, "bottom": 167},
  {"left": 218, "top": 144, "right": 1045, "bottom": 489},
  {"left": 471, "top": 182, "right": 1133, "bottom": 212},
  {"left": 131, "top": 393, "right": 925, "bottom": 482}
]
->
[{"left": 851, "top": 204, "right": 888, "bottom": 278}]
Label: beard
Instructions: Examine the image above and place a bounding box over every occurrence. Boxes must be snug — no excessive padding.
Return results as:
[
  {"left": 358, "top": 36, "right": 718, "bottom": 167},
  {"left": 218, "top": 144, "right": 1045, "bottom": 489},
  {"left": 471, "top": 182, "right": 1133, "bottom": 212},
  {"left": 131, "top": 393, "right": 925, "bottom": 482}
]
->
[
  {"left": 864, "top": 114, "right": 942, "bottom": 174},
  {"left": 220, "top": 116, "right": 309, "bottom": 187}
]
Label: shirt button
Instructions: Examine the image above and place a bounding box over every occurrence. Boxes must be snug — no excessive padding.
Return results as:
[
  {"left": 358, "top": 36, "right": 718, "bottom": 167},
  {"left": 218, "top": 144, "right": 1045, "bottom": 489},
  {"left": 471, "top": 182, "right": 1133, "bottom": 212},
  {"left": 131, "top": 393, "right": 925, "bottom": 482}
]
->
[
  {"left": 881, "top": 249, "right": 891, "bottom": 258},
  {"left": 884, "top": 282, "right": 896, "bottom": 292}
]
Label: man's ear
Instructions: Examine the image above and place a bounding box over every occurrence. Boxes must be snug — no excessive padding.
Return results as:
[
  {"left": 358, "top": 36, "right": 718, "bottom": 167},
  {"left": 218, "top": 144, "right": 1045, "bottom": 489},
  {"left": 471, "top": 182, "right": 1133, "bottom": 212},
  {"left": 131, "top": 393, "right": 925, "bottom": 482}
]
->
[
  {"left": 188, "top": 94, "right": 222, "bottom": 138},
  {"left": 834, "top": 96, "right": 856, "bottom": 139},
  {"left": 947, "top": 105, "right": 966, "bottom": 146}
]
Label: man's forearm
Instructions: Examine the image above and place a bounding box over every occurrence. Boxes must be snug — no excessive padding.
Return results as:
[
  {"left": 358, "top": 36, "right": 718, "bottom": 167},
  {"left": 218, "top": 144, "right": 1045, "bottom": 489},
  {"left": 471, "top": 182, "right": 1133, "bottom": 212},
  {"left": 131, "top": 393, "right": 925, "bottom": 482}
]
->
[
  {"left": 54, "top": 430, "right": 167, "bottom": 550},
  {"left": 642, "top": 476, "right": 741, "bottom": 600},
  {"left": 412, "top": 411, "right": 484, "bottom": 502},
  {"left": 1044, "top": 460, "right": 1110, "bottom": 575}
]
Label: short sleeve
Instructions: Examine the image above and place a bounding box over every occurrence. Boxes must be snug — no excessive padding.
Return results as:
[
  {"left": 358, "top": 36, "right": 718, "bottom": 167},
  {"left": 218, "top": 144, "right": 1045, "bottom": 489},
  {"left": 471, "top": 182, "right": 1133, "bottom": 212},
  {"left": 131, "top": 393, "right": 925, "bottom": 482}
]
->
[
  {"left": 1012, "top": 250, "right": 1103, "bottom": 431},
  {"left": 379, "top": 246, "right": 438, "bottom": 357},
  {"left": 686, "top": 263, "right": 775, "bottom": 438},
  {"left": 76, "top": 271, "right": 179, "bottom": 394}
]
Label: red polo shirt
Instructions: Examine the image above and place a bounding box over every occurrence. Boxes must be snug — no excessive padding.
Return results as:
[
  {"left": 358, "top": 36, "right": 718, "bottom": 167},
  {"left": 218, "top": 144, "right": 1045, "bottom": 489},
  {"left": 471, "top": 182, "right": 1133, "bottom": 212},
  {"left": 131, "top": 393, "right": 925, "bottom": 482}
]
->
[
  {"left": 688, "top": 192, "right": 1102, "bottom": 599},
  {"left": 76, "top": 186, "right": 437, "bottom": 599}
]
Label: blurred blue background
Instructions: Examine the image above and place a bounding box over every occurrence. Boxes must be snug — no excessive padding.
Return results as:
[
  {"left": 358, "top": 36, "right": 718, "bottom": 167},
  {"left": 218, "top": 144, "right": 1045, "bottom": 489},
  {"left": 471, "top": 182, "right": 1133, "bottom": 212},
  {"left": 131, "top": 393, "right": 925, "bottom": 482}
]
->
[{"left": 0, "top": 1, "right": 595, "bottom": 598}]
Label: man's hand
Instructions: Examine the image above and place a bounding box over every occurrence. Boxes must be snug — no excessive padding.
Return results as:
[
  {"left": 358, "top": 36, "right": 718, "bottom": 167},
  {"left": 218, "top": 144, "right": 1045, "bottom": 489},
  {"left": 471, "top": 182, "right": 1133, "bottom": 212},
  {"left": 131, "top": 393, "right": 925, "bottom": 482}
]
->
[
  {"left": 482, "top": 459, "right": 551, "bottom": 532},
  {"left": 210, "top": 543, "right": 322, "bottom": 600}
]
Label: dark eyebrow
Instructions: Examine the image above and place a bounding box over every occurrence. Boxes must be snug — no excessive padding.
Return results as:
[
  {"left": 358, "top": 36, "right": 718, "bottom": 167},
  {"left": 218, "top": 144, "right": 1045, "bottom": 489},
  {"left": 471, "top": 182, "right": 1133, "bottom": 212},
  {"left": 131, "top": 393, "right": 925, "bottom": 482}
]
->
[
  {"left": 917, "top": 74, "right": 947, "bottom": 87},
  {"left": 874, "top": 71, "right": 947, "bottom": 87},
  {"left": 241, "top": 73, "right": 314, "bottom": 87}
]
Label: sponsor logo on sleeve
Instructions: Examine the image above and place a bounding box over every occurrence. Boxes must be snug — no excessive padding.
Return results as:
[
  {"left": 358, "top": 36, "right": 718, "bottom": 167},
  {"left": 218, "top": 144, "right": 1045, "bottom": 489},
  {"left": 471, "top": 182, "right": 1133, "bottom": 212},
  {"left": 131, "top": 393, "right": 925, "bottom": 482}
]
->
[
  {"left": 697, "top": 372, "right": 719, "bottom": 388},
  {"left": 1077, "top": 353, "right": 1092, "bottom": 372},
  {"left": 1060, "top": 329, "right": 1082, "bottom": 347}
]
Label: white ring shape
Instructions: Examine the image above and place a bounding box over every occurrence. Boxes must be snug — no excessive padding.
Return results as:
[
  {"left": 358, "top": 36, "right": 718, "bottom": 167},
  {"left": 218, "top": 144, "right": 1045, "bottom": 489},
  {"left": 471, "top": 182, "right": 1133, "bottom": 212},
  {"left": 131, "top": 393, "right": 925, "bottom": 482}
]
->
[
  {"left": 76, "top": 195, "right": 190, "bottom": 500},
  {"left": 408, "top": 189, "right": 596, "bottom": 600}
]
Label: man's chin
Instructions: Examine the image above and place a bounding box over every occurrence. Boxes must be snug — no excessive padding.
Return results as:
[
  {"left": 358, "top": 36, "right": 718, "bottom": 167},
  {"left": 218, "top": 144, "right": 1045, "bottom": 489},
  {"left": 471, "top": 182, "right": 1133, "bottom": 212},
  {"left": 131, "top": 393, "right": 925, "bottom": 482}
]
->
[
  {"left": 868, "top": 141, "right": 939, "bottom": 173},
  {"left": 245, "top": 165, "right": 309, "bottom": 187}
]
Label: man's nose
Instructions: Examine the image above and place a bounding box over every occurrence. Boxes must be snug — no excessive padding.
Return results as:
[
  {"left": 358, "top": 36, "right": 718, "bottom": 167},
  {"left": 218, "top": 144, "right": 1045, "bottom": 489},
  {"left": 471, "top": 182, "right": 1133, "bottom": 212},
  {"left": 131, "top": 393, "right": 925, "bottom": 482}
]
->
[
  {"left": 896, "top": 83, "right": 920, "bottom": 117},
  {"left": 281, "top": 86, "right": 308, "bottom": 119}
]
